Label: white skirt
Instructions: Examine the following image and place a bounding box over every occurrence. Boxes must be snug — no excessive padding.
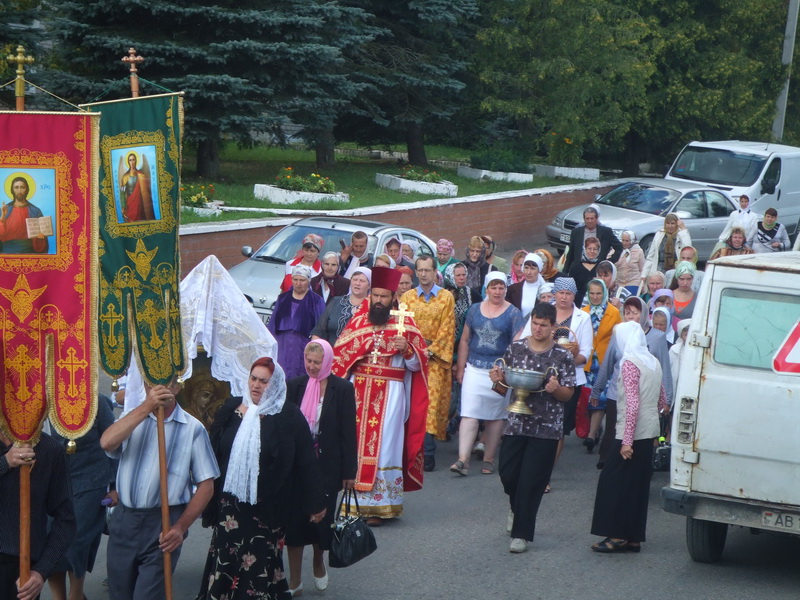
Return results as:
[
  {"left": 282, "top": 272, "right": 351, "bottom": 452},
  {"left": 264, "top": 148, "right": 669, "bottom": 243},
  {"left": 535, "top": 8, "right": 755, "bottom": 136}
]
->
[{"left": 460, "top": 363, "right": 509, "bottom": 421}]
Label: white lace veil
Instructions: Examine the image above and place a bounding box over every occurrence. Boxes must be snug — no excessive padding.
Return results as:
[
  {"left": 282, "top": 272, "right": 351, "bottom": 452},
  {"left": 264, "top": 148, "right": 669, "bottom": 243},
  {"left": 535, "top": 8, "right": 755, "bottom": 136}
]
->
[
  {"left": 123, "top": 256, "right": 277, "bottom": 412},
  {"left": 223, "top": 360, "right": 287, "bottom": 504}
]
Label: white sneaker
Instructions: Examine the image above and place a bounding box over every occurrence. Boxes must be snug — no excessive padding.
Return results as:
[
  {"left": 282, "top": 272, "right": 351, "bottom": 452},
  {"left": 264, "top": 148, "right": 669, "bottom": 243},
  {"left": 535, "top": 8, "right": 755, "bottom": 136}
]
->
[
  {"left": 472, "top": 442, "right": 485, "bottom": 458},
  {"left": 509, "top": 538, "right": 527, "bottom": 553},
  {"left": 506, "top": 510, "right": 514, "bottom": 533}
]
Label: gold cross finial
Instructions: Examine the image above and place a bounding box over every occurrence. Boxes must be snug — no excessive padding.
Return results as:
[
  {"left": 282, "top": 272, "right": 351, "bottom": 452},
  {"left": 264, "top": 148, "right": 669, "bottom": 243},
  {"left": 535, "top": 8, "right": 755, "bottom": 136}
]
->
[
  {"left": 121, "top": 47, "right": 144, "bottom": 97},
  {"left": 7, "top": 45, "right": 34, "bottom": 110},
  {"left": 390, "top": 302, "right": 414, "bottom": 336}
]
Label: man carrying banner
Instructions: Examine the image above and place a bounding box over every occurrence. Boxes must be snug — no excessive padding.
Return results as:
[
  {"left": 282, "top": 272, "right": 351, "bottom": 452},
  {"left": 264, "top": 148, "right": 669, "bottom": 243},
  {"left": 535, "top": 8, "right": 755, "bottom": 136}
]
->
[
  {"left": 0, "top": 431, "right": 75, "bottom": 600},
  {"left": 100, "top": 379, "right": 219, "bottom": 600},
  {"left": 332, "top": 266, "right": 429, "bottom": 526}
]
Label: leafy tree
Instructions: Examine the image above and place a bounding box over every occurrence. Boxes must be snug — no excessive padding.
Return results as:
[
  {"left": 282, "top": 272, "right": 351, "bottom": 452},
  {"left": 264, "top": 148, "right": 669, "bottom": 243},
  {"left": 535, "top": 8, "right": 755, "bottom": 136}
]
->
[
  {"left": 477, "top": 0, "right": 656, "bottom": 168},
  {"left": 477, "top": 0, "right": 787, "bottom": 173},
  {"left": 625, "top": 0, "right": 786, "bottom": 171},
  {"left": 35, "top": 0, "right": 375, "bottom": 177}
]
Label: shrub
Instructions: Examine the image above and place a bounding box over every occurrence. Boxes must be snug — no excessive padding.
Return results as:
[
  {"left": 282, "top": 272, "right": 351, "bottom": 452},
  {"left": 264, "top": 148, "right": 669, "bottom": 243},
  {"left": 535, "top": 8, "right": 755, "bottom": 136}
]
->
[{"left": 469, "top": 147, "right": 531, "bottom": 173}]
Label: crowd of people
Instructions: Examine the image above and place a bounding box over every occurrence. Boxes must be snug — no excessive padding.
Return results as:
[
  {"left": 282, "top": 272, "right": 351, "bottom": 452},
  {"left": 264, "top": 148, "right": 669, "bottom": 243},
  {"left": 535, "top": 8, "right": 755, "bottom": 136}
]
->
[{"left": 0, "top": 202, "right": 792, "bottom": 599}]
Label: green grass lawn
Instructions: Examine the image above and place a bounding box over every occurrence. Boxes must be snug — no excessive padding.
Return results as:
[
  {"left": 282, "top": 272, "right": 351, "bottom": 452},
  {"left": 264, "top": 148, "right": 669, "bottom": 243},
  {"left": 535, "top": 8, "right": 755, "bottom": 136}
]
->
[{"left": 180, "top": 144, "right": 576, "bottom": 224}]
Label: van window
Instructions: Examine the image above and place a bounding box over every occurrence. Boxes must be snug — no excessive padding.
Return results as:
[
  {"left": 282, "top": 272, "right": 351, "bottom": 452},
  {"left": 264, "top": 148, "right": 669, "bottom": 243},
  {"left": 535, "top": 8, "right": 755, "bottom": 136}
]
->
[
  {"left": 669, "top": 147, "right": 767, "bottom": 187},
  {"left": 713, "top": 288, "right": 800, "bottom": 370}
]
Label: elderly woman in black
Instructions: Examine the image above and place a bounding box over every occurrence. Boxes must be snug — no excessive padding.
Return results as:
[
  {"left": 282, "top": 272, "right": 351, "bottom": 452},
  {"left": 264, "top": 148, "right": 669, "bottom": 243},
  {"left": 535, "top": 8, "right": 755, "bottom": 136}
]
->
[
  {"left": 285, "top": 340, "right": 357, "bottom": 596},
  {"left": 590, "top": 322, "right": 668, "bottom": 552},
  {"left": 197, "top": 358, "right": 326, "bottom": 600}
]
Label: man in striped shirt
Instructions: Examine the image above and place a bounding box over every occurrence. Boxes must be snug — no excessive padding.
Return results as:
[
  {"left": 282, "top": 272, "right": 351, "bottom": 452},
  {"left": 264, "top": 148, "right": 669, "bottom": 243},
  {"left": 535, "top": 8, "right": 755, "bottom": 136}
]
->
[{"left": 101, "top": 379, "right": 219, "bottom": 600}]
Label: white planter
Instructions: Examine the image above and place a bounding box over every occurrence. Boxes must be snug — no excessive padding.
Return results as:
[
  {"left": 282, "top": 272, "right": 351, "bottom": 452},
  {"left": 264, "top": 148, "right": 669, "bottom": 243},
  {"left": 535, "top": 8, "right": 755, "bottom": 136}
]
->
[
  {"left": 457, "top": 165, "right": 533, "bottom": 183},
  {"left": 531, "top": 164, "right": 600, "bottom": 181},
  {"left": 375, "top": 173, "right": 458, "bottom": 196},
  {"left": 183, "top": 205, "right": 222, "bottom": 217},
  {"left": 253, "top": 184, "right": 349, "bottom": 205}
]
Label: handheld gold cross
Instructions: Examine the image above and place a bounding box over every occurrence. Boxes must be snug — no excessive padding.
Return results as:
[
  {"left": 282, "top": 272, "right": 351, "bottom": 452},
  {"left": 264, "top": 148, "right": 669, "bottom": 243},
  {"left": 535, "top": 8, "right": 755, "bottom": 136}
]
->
[{"left": 390, "top": 302, "right": 414, "bottom": 336}]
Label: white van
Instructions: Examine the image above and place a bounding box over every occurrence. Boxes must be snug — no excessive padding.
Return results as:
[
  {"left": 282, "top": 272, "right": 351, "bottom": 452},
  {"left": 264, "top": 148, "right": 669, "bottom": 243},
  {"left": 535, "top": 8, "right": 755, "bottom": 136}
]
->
[
  {"left": 665, "top": 140, "right": 800, "bottom": 240},
  {"left": 661, "top": 252, "right": 800, "bottom": 563}
]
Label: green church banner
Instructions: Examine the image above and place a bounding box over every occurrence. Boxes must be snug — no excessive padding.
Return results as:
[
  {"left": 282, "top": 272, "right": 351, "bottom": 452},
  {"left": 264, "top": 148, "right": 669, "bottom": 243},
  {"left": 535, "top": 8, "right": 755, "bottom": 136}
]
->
[{"left": 82, "top": 93, "right": 185, "bottom": 385}]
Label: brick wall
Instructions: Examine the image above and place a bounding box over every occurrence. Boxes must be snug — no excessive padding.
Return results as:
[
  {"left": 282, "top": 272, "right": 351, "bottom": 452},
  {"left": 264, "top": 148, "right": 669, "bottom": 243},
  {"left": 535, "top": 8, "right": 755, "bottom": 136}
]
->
[{"left": 179, "top": 181, "right": 618, "bottom": 274}]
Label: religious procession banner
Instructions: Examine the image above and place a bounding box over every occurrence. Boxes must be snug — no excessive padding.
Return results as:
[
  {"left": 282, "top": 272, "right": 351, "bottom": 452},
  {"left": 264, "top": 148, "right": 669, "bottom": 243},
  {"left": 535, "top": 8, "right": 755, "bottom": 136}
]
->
[
  {"left": 0, "top": 111, "right": 100, "bottom": 444},
  {"left": 82, "top": 93, "right": 185, "bottom": 385}
]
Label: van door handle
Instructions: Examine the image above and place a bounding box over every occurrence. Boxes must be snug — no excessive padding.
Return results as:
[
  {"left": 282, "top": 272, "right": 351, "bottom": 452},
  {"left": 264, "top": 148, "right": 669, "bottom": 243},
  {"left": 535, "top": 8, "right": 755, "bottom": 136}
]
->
[{"left": 777, "top": 189, "right": 781, "bottom": 201}]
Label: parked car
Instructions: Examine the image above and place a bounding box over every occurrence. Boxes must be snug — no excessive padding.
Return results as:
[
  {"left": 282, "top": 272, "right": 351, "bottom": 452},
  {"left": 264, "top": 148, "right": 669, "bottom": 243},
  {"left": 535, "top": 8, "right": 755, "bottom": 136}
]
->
[
  {"left": 228, "top": 216, "right": 436, "bottom": 323},
  {"left": 545, "top": 179, "right": 738, "bottom": 260}
]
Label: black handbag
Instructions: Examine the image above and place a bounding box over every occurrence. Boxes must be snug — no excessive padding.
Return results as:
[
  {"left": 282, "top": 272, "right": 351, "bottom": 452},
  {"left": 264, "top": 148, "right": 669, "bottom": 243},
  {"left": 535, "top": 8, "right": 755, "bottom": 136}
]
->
[
  {"left": 652, "top": 412, "right": 671, "bottom": 472},
  {"left": 328, "top": 489, "right": 377, "bottom": 568}
]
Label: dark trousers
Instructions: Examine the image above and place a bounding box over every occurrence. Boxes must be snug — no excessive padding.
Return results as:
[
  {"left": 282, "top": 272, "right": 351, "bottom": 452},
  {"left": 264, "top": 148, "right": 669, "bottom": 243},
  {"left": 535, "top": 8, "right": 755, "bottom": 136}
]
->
[
  {"left": 107, "top": 504, "right": 186, "bottom": 600},
  {"left": 562, "top": 385, "right": 582, "bottom": 435},
  {"left": 424, "top": 432, "right": 436, "bottom": 458},
  {"left": 598, "top": 400, "right": 617, "bottom": 464},
  {"left": 0, "top": 553, "right": 29, "bottom": 600},
  {"left": 499, "top": 435, "right": 558, "bottom": 541}
]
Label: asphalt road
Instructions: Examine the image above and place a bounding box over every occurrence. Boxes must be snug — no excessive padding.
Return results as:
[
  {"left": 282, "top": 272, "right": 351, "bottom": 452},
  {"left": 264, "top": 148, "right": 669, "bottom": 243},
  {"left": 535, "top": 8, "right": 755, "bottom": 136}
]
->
[{"left": 40, "top": 428, "right": 800, "bottom": 600}]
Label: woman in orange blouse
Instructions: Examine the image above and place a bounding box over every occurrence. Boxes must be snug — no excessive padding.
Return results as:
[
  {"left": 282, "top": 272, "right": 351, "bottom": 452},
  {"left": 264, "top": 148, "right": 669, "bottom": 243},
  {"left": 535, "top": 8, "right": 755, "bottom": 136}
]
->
[{"left": 581, "top": 279, "right": 622, "bottom": 452}]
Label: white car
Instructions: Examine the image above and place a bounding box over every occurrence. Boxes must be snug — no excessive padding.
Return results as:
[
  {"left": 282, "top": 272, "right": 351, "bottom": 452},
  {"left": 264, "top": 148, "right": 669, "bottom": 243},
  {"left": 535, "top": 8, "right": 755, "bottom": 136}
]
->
[
  {"left": 228, "top": 216, "right": 436, "bottom": 324},
  {"left": 545, "top": 178, "right": 738, "bottom": 259}
]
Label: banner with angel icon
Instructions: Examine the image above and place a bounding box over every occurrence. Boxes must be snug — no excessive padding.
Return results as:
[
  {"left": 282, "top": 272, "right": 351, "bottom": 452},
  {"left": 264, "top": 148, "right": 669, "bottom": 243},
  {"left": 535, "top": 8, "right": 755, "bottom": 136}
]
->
[
  {"left": 0, "top": 111, "right": 100, "bottom": 444},
  {"left": 82, "top": 93, "right": 185, "bottom": 385}
]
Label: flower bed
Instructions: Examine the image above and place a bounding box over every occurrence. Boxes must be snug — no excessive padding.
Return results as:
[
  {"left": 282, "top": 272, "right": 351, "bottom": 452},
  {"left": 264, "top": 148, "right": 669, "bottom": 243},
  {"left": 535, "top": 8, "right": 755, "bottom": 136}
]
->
[
  {"left": 375, "top": 173, "right": 458, "bottom": 196},
  {"left": 457, "top": 165, "right": 533, "bottom": 183},
  {"left": 253, "top": 184, "right": 349, "bottom": 205}
]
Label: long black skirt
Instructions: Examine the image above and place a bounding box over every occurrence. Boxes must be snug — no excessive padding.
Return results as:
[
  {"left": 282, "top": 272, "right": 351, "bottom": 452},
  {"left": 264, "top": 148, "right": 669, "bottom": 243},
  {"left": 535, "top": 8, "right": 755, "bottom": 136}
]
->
[
  {"left": 590, "top": 438, "right": 655, "bottom": 543},
  {"left": 284, "top": 488, "right": 338, "bottom": 549},
  {"left": 197, "top": 493, "right": 291, "bottom": 600}
]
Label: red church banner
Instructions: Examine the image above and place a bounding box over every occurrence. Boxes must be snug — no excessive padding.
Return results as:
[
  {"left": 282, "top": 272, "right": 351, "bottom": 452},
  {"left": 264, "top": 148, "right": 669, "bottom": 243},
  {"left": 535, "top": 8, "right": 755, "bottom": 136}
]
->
[{"left": 0, "top": 111, "right": 99, "bottom": 444}]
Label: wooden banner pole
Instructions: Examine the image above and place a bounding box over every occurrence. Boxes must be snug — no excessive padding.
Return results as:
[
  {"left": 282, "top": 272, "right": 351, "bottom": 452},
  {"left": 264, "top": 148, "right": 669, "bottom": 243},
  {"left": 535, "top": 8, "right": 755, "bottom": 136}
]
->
[
  {"left": 7, "top": 44, "right": 35, "bottom": 590},
  {"left": 156, "top": 406, "right": 174, "bottom": 600}
]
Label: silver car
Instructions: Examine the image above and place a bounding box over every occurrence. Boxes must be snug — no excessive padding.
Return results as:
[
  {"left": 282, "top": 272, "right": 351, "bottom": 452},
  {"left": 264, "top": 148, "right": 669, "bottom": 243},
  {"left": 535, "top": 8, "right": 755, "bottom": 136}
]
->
[
  {"left": 228, "top": 216, "right": 436, "bottom": 324},
  {"left": 545, "top": 178, "right": 738, "bottom": 259}
]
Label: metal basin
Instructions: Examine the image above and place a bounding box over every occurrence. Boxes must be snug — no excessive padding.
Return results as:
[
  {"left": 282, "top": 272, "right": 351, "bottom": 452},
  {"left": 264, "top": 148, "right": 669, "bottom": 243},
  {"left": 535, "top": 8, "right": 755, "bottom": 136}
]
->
[{"left": 504, "top": 367, "right": 546, "bottom": 392}]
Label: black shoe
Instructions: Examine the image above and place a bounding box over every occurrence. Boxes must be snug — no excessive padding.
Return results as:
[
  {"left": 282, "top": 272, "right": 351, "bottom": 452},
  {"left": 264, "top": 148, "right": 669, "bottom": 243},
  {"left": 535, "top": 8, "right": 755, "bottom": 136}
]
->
[
  {"left": 596, "top": 461, "right": 605, "bottom": 470},
  {"left": 424, "top": 456, "right": 435, "bottom": 472},
  {"left": 585, "top": 437, "right": 596, "bottom": 453}
]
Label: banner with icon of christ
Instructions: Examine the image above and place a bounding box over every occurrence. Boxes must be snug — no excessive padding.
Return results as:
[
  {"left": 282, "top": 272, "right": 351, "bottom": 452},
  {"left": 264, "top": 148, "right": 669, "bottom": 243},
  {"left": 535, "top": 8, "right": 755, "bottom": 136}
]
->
[
  {"left": 0, "top": 111, "right": 100, "bottom": 444},
  {"left": 82, "top": 93, "right": 185, "bottom": 385}
]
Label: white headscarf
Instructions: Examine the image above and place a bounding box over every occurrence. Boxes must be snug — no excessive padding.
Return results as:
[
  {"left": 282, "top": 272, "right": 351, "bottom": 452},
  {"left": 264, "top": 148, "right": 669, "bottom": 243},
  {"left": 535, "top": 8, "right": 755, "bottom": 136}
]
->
[
  {"left": 523, "top": 252, "right": 544, "bottom": 272},
  {"left": 484, "top": 270, "right": 507, "bottom": 288},
  {"left": 613, "top": 321, "right": 658, "bottom": 372},
  {"left": 223, "top": 360, "right": 287, "bottom": 504}
]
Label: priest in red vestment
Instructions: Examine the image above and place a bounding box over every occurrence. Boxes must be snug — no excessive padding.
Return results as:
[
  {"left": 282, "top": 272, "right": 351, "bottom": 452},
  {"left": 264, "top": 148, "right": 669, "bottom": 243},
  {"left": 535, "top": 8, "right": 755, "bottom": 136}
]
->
[{"left": 332, "top": 266, "right": 429, "bottom": 526}]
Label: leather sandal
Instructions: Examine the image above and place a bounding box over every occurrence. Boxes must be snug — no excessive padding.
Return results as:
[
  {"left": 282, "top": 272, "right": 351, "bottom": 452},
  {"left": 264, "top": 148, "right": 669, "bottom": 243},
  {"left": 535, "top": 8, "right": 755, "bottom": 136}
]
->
[
  {"left": 591, "top": 537, "right": 628, "bottom": 553},
  {"left": 449, "top": 460, "right": 468, "bottom": 476},
  {"left": 481, "top": 461, "right": 494, "bottom": 474}
]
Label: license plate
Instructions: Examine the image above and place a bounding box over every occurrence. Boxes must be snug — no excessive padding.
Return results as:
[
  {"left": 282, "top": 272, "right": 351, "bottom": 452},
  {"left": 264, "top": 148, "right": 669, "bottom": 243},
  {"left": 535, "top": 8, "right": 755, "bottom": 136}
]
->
[
  {"left": 762, "top": 510, "right": 800, "bottom": 533},
  {"left": 258, "top": 312, "right": 271, "bottom": 326},
  {"left": 560, "top": 233, "right": 571, "bottom": 243}
]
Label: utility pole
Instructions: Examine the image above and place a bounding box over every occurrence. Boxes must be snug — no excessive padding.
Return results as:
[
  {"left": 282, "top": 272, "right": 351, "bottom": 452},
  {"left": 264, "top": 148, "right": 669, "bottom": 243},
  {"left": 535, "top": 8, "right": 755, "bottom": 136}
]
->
[{"left": 773, "top": 0, "right": 800, "bottom": 141}]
